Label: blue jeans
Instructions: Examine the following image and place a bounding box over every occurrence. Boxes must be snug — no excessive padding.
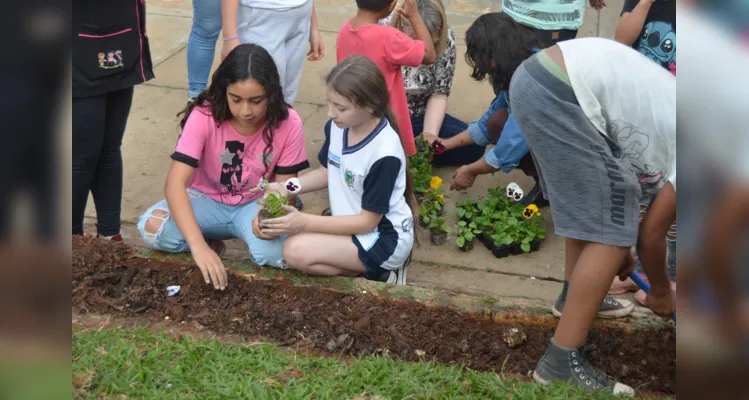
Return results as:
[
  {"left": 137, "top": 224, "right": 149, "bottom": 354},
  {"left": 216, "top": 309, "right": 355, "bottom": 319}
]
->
[
  {"left": 137, "top": 189, "right": 285, "bottom": 267},
  {"left": 187, "top": 0, "right": 222, "bottom": 100},
  {"left": 411, "top": 113, "right": 485, "bottom": 166}
]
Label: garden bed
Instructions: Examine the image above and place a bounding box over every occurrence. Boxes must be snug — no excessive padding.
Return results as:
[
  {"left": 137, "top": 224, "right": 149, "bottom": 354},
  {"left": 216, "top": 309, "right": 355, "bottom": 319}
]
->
[{"left": 72, "top": 236, "right": 676, "bottom": 395}]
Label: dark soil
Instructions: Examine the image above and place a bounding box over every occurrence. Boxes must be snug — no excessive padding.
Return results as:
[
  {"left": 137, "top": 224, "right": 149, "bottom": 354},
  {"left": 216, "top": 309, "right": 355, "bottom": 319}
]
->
[
  {"left": 430, "top": 231, "right": 447, "bottom": 246},
  {"left": 72, "top": 236, "right": 676, "bottom": 395},
  {"left": 257, "top": 209, "right": 273, "bottom": 223}
]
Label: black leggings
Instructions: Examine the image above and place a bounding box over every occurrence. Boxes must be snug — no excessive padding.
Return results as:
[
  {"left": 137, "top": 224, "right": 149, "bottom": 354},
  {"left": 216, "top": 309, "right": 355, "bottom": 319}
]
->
[{"left": 72, "top": 87, "right": 134, "bottom": 236}]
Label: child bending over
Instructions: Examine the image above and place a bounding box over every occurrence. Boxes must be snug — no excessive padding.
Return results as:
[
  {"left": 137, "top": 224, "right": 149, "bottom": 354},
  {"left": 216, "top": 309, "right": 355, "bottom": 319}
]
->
[{"left": 509, "top": 37, "right": 676, "bottom": 394}]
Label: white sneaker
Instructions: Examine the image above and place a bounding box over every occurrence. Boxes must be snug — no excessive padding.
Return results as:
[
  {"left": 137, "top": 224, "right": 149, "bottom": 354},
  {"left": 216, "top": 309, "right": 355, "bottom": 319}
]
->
[
  {"left": 383, "top": 265, "right": 407, "bottom": 285},
  {"left": 396, "top": 264, "right": 407, "bottom": 285}
]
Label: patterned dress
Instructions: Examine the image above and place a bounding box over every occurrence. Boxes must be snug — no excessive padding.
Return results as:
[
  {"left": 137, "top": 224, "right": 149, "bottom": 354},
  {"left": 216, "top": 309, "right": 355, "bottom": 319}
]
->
[{"left": 402, "top": 27, "right": 457, "bottom": 118}]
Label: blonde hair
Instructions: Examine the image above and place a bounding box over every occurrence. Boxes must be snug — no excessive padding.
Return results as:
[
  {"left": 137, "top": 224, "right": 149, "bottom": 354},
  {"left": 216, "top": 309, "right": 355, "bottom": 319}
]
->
[{"left": 389, "top": 0, "right": 449, "bottom": 56}]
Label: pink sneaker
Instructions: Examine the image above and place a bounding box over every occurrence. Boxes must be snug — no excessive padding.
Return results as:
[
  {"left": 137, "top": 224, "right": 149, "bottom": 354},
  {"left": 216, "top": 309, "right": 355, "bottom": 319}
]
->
[{"left": 608, "top": 275, "right": 643, "bottom": 295}]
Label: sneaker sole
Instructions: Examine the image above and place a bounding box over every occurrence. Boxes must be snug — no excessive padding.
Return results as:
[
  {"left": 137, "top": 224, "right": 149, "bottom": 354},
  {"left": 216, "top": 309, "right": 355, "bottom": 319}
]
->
[
  {"left": 532, "top": 370, "right": 551, "bottom": 385},
  {"left": 396, "top": 253, "right": 412, "bottom": 286},
  {"left": 534, "top": 371, "right": 634, "bottom": 396},
  {"left": 398, "top": 265, "right": 407, "bottom": 285},
  {"left": 551, "top": 301, "right": 634, "bottom": 319}
]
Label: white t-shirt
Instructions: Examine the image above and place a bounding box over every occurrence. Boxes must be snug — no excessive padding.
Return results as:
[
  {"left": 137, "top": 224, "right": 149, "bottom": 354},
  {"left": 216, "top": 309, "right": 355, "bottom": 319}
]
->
[
  {"left": 318, "top": 118, "right": 414, "bottom": 270},
  {"left": 558, "top": 37, "right": 676, "bottom": 196},
  {"left": 240, "top": 0, "right": 309, "bottom": 10},
  {"left": 677, "top": 4, "right": 749, "bottom": 184}
]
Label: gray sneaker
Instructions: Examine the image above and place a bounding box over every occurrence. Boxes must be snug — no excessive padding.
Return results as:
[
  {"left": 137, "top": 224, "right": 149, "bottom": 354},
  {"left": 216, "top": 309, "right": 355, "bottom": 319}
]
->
[
  {"left": 552, "top": 280, "right": 633, "bottom": 319},
  {"left": 534, "top": 339, "right": 635, "bottom": 396}
]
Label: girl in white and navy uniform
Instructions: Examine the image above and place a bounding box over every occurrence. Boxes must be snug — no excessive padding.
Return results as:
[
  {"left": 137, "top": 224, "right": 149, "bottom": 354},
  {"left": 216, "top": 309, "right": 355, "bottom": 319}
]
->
[{"left": 256, "top": 56, "right": 416, "bottom": 285}]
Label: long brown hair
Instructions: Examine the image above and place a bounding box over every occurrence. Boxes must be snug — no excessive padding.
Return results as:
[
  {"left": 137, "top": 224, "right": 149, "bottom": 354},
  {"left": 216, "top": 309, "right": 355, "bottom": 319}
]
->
[
  {"left": 176, "top": 44, "right": 288, "bottom": 178},
  {"left": 326, "top": 56, "right": 418, "bottom": 221}
]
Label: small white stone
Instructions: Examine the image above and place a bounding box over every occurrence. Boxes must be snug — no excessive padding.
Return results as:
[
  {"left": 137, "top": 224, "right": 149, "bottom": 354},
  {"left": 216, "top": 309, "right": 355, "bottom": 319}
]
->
[
  {"left": 362, "top": 291, "right": 367, "bottom": 294},
  {"left": 166, "top": 285, "right": 181, "bottom": 296},
  {"left": 164, "top": 316, "right": 170, "bottom": 320},
  {"left": 415, "top": 349, "right": 426, "bottom": 357},
  {"left": 530, "top": 277, "right": 536, "bottom": 280}
]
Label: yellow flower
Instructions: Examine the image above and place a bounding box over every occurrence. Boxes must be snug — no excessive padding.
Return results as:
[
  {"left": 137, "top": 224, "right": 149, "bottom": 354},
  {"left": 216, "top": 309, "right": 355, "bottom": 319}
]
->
[
  {"left": 437, "top": 194, "right": 444, "bottom": 200},
  {"left": 430, "top": 176, "right": 443, "bottom": 190},
  {"left": 523, "top": 204, "right": 539, "bottom": 219}
]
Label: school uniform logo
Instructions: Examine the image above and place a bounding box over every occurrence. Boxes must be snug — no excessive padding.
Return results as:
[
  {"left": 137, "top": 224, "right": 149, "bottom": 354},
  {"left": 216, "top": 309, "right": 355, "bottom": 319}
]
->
[
  {"left": 98, "top": 51, "right": 124, "bottom": 69},
  {"left": 344, "top": 169, "right": 355, "bottom": 189},
  {"left": 401, "top": 217, "right": 413, "bottom": 232}
]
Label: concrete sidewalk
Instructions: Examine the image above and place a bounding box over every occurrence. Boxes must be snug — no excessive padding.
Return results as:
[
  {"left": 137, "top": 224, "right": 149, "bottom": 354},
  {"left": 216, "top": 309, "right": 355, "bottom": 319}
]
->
[{"left": 85, "top": 0, "right": 637, "bottom": 306}]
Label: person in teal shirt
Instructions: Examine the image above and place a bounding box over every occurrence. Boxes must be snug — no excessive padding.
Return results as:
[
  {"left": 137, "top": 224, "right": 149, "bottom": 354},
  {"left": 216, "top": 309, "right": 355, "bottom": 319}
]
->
[{"left": 502, "top": 0, "right": 606, "bottom": 45}]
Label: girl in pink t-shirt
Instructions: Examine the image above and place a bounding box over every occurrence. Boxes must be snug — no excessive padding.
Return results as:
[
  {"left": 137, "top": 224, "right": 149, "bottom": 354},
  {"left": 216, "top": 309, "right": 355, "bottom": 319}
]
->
[{"left": 137, "top": 44, "right": 310, "bottom": 290}]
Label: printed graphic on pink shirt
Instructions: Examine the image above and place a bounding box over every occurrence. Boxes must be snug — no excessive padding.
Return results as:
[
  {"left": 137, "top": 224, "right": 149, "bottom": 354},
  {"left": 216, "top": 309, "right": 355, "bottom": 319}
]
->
[{"left": 216, "top": 141, "right": 273, "bottom": 205}]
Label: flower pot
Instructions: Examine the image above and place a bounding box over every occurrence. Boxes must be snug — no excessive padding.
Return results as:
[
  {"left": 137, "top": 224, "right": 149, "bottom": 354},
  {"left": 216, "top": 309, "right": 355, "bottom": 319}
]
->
[
  {"left": 430, "top": 230, "right": 447, "bottom": 246},
  {"left": 478, "top": 232, "right": 493, "bottom": 250},
  {"left": 458, "top": 239, "right": 474, "bottom": 252},
  {"left": 510, "top": 243, "right": 524, "bottom": 255},
  {"left": 491, "top": 244, "right": 511, "bottom": 258},
  {"left": 257, "top": 209, "right": 274, "bottom": 223},
  {"left": 530, "top": 239, "right": 542, "bottom": 252}
]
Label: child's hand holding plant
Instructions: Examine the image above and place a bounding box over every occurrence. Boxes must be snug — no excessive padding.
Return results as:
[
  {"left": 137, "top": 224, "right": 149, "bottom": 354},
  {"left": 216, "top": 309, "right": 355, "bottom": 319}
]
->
[
  {"left": 421, "top": 132, "right": 439, "bottom": 147},
  {"left": 259, "top": 204, "right": 307, "bottom": 236}
]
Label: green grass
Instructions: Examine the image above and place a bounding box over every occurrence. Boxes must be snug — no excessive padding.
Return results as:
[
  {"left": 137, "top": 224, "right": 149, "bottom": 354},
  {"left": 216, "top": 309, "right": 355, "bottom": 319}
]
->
[
  {"left": 72, "top": 327, "right": 640, "bottom": 400},
  {"left": 481, "top": 296, "right": 497, "bottom": 305}
]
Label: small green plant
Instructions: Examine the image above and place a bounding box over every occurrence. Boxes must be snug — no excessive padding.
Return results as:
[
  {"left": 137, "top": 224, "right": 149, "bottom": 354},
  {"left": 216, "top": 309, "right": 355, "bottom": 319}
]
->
[
  {"left": 481, "top": 296, "right": 497, "bottom": 305},
  {"left": 456, "top": 220, "right": 480, "bottom": 250},
  {"left": 488, "top": 206, "right": 546, "bottom": 252},
  {"left": 428, "top": 213, "right": 450, "bottom": 246},
  {"left": 516, "top": 214, "right": 547, "bottom": 252},
  {"left": 258, "top": 193, "right": 288, "bottom": 220},
  {"left": 409, "top": 137, "right": 435, "bottom": 195},
  {"left": 423, "top": 187, "right": 446, "bottom": 214},
  {"left": 455, "top": 196, "right": 478, "bottom": 221},
  {"left": 428, "top": 214, "right": 450, "bottom": 234}
]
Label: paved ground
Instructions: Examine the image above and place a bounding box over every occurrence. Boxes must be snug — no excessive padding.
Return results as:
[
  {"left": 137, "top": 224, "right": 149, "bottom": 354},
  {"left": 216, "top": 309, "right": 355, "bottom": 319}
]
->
[{"left": 85, "top": 0, "right": 640, "bottom": 306}]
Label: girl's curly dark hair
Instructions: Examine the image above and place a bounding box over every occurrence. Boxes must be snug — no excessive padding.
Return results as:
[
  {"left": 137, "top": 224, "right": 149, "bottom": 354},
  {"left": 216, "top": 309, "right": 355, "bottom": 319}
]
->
[
  {"left": 177, "top": 43, "right": 289, "bottom": 177},
  {"left": 465, "top": 12, "right": 543, "bottom": 93}
]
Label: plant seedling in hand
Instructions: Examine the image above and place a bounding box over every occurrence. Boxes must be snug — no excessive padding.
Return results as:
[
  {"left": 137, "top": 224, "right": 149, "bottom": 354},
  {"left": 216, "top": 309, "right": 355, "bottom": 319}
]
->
[{"left": 258, "top": 193, "right": 288, "bottom": 222}]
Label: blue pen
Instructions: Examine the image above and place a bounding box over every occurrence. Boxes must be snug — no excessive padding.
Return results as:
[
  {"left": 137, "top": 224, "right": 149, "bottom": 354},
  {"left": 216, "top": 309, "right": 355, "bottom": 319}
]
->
[{"left": 629, "top": 273, "right": 676, "bottom": 322}]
